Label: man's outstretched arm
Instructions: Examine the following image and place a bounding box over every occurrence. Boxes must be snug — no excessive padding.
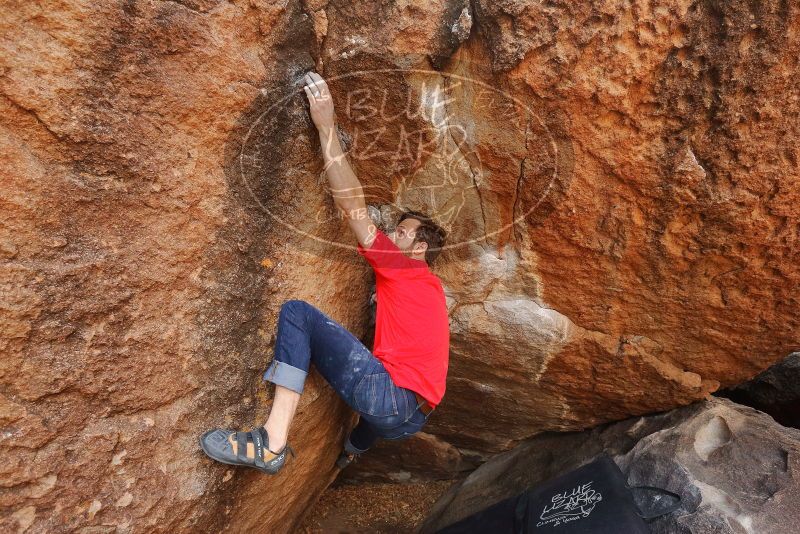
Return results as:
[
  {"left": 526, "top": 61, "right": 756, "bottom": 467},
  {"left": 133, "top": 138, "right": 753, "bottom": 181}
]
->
[{"left": 303, "top": 72, "right": 378, "bottom": 249}]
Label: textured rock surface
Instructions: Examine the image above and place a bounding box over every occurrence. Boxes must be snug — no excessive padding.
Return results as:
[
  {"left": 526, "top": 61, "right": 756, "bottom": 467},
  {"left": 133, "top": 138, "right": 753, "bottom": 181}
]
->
[
  {"left": 339, "top": 0, "right": 800, "bottom": 482},
  {"left": 1, "top": 1, "right": 359, "bottom": 532},
  {"left": 2, "top": 0, "right": 799, "bottom": 532},
  {"left": 421, "top": 396, "right": 800, "bottom": 533}
]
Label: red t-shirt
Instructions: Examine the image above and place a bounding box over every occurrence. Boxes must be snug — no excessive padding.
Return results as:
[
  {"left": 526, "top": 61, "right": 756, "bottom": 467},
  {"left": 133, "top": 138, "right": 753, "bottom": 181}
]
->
[{"left": 356, "top": 229, "right": 449, "bottom": 407}]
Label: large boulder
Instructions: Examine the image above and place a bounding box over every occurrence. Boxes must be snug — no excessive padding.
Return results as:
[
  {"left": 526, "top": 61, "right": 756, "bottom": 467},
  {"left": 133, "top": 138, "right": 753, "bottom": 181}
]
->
[
  {"left": 1, "top": 1, "right": 359, "bottom": 532},
  {"left": 2, "top": 0, "right": 798, "bottom": 531},
  {"left": 340, "top": 0, "right": 800, "bottom": 483},
  {"left": 425, "top": 0, "right": 800, "bottom": 458},
  {"left": 421, "top": 396, "right": 800, "bottom": 533}
]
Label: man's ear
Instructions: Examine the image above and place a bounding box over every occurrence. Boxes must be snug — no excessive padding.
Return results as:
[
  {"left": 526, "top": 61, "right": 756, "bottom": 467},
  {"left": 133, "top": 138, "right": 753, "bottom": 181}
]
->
[{"left": 413, "top": 240, "right": 428, "bottom": 256}]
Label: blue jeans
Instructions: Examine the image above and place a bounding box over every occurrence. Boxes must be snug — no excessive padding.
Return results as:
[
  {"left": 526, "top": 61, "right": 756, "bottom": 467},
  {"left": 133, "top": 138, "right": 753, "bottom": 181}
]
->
[{"left": 262, "top": 300, "right": 432, "bottom": 453}]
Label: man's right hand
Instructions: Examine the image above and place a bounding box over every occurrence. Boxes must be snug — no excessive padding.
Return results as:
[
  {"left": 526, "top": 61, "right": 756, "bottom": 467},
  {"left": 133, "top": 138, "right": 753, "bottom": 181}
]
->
[{"left": 303, "top": 72, "right": 336, "bottom": 133}]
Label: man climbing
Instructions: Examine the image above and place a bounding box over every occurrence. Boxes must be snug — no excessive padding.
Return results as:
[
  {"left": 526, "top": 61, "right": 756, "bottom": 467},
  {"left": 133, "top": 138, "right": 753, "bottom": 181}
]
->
[{"left": 199, "top": 72, "right": 450, "bottom": 475}]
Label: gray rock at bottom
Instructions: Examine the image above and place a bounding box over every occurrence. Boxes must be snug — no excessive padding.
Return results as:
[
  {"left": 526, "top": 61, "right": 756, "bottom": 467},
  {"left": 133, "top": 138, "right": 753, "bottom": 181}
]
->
[{"left": 420, "top": 397, "right": 800, "bottom": 533}]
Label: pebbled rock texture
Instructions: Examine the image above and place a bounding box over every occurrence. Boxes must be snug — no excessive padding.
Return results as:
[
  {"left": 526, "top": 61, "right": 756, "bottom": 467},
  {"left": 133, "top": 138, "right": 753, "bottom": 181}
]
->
[{"left": 1, "top": 0, "right": 798, "bottom": 531}]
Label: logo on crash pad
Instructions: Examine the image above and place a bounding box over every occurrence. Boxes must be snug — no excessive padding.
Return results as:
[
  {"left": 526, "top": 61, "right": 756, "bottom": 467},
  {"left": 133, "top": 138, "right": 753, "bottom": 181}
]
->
[{"left": 536, "top": 480, "right": 603, "bottom": 527}]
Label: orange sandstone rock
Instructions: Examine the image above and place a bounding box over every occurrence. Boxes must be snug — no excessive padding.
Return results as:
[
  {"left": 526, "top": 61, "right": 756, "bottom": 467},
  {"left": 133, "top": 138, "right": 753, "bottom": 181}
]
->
[{"left": 1, "top": 0, "right": 798, "bottom": 531}]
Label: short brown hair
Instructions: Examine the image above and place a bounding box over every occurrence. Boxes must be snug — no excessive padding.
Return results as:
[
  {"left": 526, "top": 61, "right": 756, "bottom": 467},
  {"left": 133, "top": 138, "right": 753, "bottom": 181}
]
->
[{"left": 398, "top": 209, "right": 447, "bottom": 266}]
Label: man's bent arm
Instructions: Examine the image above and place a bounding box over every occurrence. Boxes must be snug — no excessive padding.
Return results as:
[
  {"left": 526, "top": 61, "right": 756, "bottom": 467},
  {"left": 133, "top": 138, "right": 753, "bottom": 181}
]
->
[{"left": 303, "top": 71, "right": 377, "bottom": 249}]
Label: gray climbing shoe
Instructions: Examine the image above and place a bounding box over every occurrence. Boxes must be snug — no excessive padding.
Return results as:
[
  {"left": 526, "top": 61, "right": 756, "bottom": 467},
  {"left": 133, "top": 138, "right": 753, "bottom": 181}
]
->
[
  {"left": 336, "top": 450, "right": 359, "bottom": 469},
  {"left": 199, "top": 426, "right": 294, "bottom": 475},
  {"left": 336, "top": 435, "right": 366, "bottom": 469}
]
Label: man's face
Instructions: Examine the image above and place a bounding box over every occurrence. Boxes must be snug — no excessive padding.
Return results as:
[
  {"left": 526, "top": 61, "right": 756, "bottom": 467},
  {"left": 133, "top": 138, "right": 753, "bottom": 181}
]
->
[{"left": 389, "top": 218, "right": 426, "bottom": 258}]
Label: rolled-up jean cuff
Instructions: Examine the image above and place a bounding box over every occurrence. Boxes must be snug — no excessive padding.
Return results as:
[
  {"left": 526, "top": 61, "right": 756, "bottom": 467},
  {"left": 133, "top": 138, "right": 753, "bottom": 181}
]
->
[{"left": 262, "top": 360, "right": 307, "bottom": 394}]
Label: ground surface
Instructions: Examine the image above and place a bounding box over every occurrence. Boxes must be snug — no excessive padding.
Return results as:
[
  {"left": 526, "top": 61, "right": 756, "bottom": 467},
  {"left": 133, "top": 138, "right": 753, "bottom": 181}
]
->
[{"left": 298, "top": 479, "right": 457, "bottom": 533}]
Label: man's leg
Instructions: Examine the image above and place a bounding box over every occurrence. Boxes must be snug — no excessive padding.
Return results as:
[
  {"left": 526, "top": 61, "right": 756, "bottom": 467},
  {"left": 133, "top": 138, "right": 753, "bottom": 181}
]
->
[
  {"left": 339, "top": 388, "right": 424, "bottom": 467},
  {"left": 262, "top": 386, "right": 299, "bottom": 453},
  {"left": 202, "top": 299, "right": 405, "bottom": 469},
  {"left": 334, "top": 416, "right": 380, "bottom": 468},
  {"left": 203, "top": 299, "right": 360, "bottom": 468},
  {"left": 218, "top": 386, "right": 297, "bottom": 459},
  {"left": 261, "top": 299, "right": 381, "bottom": 452},
  {"left": 346, "top": 417, "right": 380, "bottom": 453}
]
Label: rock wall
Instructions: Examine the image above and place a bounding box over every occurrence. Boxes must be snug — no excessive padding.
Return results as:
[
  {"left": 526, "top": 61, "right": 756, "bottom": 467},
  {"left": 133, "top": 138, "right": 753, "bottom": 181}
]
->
[
  {"left": 1, "top": 0, "right": 798, "bottom": 532},
  {"left": 2, "top": 1, "right": 358, "bottom": 532}
]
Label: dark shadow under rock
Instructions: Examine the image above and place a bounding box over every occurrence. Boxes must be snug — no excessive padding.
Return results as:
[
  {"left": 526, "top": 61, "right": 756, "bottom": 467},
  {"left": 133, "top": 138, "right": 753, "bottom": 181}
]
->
[{"left": 715, "top": 352, "right": 800, "bottom": 429}]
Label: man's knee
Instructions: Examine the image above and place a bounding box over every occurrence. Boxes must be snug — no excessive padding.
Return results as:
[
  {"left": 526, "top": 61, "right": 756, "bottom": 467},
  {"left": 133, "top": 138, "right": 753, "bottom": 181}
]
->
[
  {"left": 279, "top": 299, "right": 331, "bottom": 333},
  {"left": 281, "top": 299, "right": 309, "bottom": 315}
]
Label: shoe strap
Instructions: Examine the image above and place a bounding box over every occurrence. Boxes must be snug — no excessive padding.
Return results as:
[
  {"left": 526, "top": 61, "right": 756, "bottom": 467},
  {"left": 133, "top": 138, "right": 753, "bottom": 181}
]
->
[
  {"left": 235, "top": 431, "right": 249, "bottom": 463},
  {"left": 250, "top": 428, "right": 267, "bottom": 468}
]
